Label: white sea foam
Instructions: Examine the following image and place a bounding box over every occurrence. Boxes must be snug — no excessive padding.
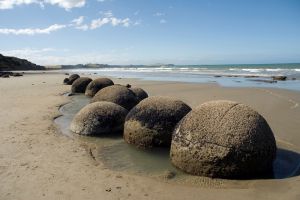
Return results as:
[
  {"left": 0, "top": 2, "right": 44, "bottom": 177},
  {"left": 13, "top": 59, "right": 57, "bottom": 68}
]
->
[
  {"left": 241, "top": 68, "right": 262, "bottom": 73},
  {"left": 265, "top": 68, "right": 283, "bottom": 72}
]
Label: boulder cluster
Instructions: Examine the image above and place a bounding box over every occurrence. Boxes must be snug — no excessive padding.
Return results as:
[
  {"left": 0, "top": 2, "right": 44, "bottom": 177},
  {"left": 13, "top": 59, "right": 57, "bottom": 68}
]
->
[{"left": 64, "top": 74, "right": 277, "bottom": 179}]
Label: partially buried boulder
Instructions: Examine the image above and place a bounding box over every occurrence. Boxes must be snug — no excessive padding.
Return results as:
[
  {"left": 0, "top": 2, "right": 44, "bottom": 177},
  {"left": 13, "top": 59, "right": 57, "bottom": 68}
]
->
[
  {"left": 71, "top": 77, "right": 92, "bottom": 93},
  {"left": 91, "top": 85, "right": 139, "bottom": 110},
  {"left": 85, "top": 78, "right": 114, "bottom": 97},
  {"left": 67, "top": 74, "right": 80, "bottom": 85},
  {"left": 70, "top": 101, "right": 128, "bottom": 136},
  {"left": 130, "top": 87, "right": 148, "bottom": 101},
  {"left": 124, "top": 96, "right": 191, "bottom": 149},
  {"left": 170, "top": 100, "right": 277, "bottom": 179}
]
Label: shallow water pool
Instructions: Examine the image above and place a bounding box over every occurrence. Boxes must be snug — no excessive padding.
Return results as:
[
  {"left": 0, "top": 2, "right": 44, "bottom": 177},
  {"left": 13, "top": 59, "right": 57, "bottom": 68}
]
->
[{"left": 54, "top": 94, "right": 300, "bottom": 184}]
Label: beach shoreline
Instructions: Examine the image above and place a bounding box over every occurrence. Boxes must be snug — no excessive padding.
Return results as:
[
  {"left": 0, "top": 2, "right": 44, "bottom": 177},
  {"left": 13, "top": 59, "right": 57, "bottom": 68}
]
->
[{"left": 1, "top": 73, "right": 300, "bottom": 200}]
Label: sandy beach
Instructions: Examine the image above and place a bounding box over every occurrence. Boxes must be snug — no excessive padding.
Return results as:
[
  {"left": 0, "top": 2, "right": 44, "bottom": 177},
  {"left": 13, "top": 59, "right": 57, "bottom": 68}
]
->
[{"left": 1, "top": 73, "right": 300, "bottom": 200}]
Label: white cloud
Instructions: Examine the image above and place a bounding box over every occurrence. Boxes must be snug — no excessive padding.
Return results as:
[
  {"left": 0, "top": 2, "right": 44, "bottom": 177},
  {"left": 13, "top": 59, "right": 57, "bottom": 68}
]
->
[
  {"left": 90, "top": 12, "right": 132, "bottom": 29},
  {"left": 160, "top": 19, "right": 167, "bottom": 24},
  {"left": 71, "top": 16, "right": 84, "bottom": 26},
  {"left": 0, "top": 24, "right": 66, "bottom": 35},
  {"left": 0, "top": 12, "right": 138, "bottom": 36},
  {"left": 154, "top": 12, "right": 165, "bottom": 17},
  {"left": 0, "top": 0, "right": 86, "bottom": 10},
  {"left": 76, "top": 24, "right": 89, "bottom": 31},
  {"left": 45, "top": 0, "right": 85, "bottom": 10},
  {"left": 97, "top": 0, "right": 112, "bottom": 2}
]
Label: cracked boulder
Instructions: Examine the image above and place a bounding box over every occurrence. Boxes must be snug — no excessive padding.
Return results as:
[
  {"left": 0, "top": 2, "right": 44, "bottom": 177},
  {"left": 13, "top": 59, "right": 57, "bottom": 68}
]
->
[
  {"left": 130, "top": 87, "right": 148, "bottom": 101},
  {"left": 91, "top": 85, "right": 139, "bottom": 110},
  {"left": 124, "top": 96, "right": 191, "bottom": 149},
  {"left": 85, "top": 78, "right": 114, "bottom": 97},
  {"left": 170, "top": 100, "right": 277, "bottom": 179},
  {"left": 70, "top": 101, "right": 128, "bottom": 136},
  {"left": 71, "top": 77, "right": 92, "bottom": 93}
]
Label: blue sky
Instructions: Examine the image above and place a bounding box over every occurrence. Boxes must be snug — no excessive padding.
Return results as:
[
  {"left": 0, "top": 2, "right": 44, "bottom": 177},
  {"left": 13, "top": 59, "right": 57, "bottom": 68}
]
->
[{"left": 0, "top": 0, "right": 299, "bottom": 65}]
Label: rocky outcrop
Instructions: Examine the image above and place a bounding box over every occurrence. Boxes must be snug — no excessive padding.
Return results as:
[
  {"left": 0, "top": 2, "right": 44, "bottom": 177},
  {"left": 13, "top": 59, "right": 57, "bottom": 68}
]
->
[
  {"left": 170, "top": 100, "right": 277, "bottom": 179},
  {"left": 0, "top": 54, "right": 44, "bottom": 71}
]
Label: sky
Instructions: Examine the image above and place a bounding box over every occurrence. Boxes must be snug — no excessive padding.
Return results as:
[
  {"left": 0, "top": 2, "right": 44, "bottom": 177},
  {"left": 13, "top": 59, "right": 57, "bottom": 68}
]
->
[{"left": 0, "top": 0, "right": 299, "bottom": 65}]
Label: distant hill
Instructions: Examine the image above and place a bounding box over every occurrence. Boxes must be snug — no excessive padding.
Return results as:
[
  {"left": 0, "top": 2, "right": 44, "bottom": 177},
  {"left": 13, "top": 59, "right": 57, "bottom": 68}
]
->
[{"left": 0, "top": 54, "right": 45, "bottom": 71}]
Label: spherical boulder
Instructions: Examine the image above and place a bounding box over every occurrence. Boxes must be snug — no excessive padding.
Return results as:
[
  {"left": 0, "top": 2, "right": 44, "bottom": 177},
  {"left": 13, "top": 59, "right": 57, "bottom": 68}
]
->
[
  {"left": 91, "top": 85, "right": 139, "bottom": 110},
  {"left": 67, "top": 74, "right": 80, "bottom": 85},
  {"left": 124, "top": 96, "right": 191, "bottom": 149},
  {"left": 70, "top": 101, "right": 128, "bottom": 136},
  {"left": 63, "top": 78, "right": 69, "bottom": 85},
  {"left": 130, "top": 87, "right": 148, "bottom": 101},
  {"left": 85, "top": 78, "right": 114, "bottom": 97},
  {"left": 170, "top": 100, "right": 277, "bottom": 179},
  {"left": 71, "top": 77, "right": 92, "bottom": 93}
]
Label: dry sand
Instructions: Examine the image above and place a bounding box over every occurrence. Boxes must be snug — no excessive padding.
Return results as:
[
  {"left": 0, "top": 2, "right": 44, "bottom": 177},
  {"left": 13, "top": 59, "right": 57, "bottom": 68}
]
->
[{"left": 0, "top": 73, "right": 300, "bottom": 200}]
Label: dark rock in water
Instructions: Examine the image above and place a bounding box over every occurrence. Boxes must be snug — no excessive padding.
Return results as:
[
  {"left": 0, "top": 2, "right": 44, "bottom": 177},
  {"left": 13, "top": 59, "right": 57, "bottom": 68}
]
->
[
  {"left": 70, "top": 101, "right": 128, "bottom": 136},
  {"left": 67, "top": 74, "right": 80, "bottom": 85},
  {"left": 71, "top": 77, "right": 92, "bottom": 93},
  {"left": 130, "top": 87, "right": 148, "bottom": 101},
  {"left": 214, "top": 75, "right": 222, "bottom": 78},
  {"left": 65, "top": 73, "right": 69, "bottom": 76},
  {"left": 170, "top": 100, "right": 277, "bottom": 179},
  {"left": 244, "top": 75, "right": 259, "bottom": 78},
  {"left": 124, "top": 96, "right": 191, "bottom": 149},
  {"left": 91, "top": 85, "right": 139, "bottom": 110},
  {"left": 12, "top": 73, "right": 23, "bottom": 77},
  {"left": 85, "top": 78, "right": 114, "bottom": 97},
  {"left": 0, "top": 71, "right": 23, "bottom": 77},
  {"left": 126, "top": 84, "right": 131, "bottom": 88},
  {"left": 1, "top": 74, "right": 9, "bottom": 78},
  {"left": 251, "top": 79, "right": 277, "bottom": 84},
  {"left": 272, "top": 76, "right": 287, "bottom": 81},
  {"left": 292, "top": 77, "right": 297, "bottom": 80},
  {"left": 63, "top": 78, "right": 70, "bottom": 85}
]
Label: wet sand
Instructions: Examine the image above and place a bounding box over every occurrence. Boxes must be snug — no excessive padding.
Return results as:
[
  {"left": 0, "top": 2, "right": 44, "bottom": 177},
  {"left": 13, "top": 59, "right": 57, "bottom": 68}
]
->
[{"left": 0, "top": 73, "right": 300, "bottom": 200}]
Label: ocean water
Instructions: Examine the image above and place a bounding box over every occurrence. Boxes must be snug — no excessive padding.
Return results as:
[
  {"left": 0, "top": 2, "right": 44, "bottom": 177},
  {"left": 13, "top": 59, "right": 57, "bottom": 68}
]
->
[{"left": 67, "top": 63, "right": 300, "bottom": 91}]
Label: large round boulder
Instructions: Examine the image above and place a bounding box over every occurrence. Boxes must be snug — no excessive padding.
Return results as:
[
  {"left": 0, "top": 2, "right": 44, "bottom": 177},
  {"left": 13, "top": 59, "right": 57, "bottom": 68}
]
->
[
  {"left": 71, "top": 77, "right": 92, "bottom": 93},
  {"left": 124, "top": 96, "right": 191, "bottom": 149},
  {"left": 70, "top": 101, "right": 128, "bottom": 136},
  {"left": 170, "top": 100, "right": 277, "bottom": 179},
  {"left": 130, "top": 87, "right": 148, "bottom": 101},
  {"left": 85, "top": 78, "right": 114, "bottom": 97},
  {"left": 67, "top": 74, "right": 80, "bottom": 85},
  {"left": 91, "top": 85, "right": 139, "bottom": 110}
]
